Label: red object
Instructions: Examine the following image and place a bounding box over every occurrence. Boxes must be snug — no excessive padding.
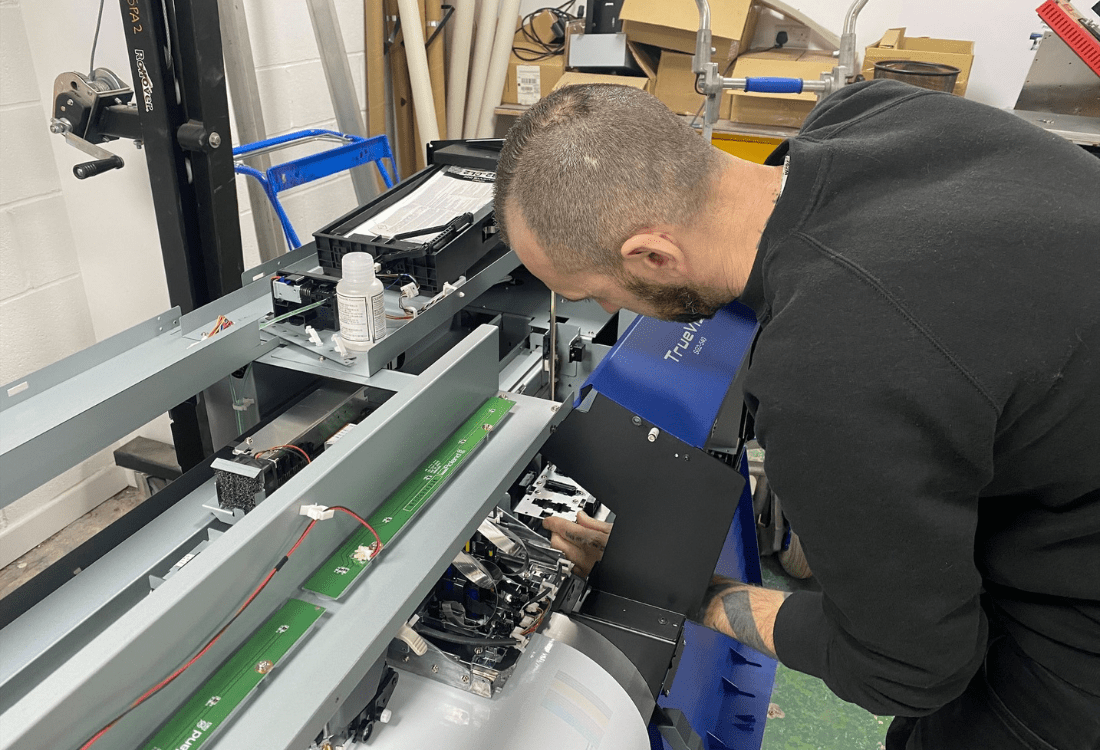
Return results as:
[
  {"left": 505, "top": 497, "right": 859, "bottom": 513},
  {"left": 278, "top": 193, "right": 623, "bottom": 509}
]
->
[{"left": 1037, "top": 0, "right": 1100, "bottom": 75}]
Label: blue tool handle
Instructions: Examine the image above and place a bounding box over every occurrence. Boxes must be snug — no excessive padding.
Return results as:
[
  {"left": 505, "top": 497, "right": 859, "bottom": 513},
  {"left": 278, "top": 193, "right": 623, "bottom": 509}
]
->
[{"left": 744, "top": 77, "right": 804, "bottom": 94}]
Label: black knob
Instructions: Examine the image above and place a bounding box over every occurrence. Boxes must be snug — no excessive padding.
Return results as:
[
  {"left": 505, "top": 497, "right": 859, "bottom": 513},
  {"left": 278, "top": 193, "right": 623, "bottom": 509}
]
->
[{"left": 73, "top": 155, "right": 124, "bottom": 179}]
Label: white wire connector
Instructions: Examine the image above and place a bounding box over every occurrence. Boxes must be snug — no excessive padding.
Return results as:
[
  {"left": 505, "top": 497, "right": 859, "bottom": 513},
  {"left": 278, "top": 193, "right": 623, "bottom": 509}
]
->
[
  {"left": 396, "top": 623, "right": 429, "bottom": 656},
  {"left": 299, "top": 504, "right": 335, "bottom": 520},
  {"left": 331, "top": 333, "right": 349, "bottom": 358},
  {"left": 400, "top": 282, "right": 419, "bottom": 298}
]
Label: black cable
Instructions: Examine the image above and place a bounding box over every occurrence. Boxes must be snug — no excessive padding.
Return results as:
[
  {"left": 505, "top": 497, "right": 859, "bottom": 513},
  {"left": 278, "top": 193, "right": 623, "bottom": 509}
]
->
[
  {"left": 88, "top": 0, "right": 107, "bottom": 77},
  {"left": 414, "top": 624, "right": 518, "bottom": 647},
  {"left": 512, "top": 1, "right": 579, "bottom": 63}
]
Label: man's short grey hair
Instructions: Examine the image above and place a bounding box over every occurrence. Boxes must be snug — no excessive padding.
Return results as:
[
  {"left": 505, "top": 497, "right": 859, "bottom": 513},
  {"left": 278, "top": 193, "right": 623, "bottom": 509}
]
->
[{"left": 494, "top": 84, "right": 723, "bottom": 273}]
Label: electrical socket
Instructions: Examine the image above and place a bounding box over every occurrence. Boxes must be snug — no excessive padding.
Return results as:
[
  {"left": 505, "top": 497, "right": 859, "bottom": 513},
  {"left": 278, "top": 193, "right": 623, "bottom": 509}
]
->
[{"left": 776, "top": 24, "right": 810, "bottom": 48}]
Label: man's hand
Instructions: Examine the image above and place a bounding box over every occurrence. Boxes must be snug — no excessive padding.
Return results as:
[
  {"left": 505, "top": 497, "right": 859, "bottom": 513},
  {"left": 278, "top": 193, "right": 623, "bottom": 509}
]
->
[
  {"left": 542, "top": 510, "right": 612, "bottom": 577},
  {"left": 699, "top": 575, "right": 790, "bottom": 660}
]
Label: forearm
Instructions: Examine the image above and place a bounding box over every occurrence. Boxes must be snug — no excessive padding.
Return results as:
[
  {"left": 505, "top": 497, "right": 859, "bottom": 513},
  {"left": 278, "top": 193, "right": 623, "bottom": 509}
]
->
[{"left": 699, "top": 575, "right": 790, "bottom": 660}]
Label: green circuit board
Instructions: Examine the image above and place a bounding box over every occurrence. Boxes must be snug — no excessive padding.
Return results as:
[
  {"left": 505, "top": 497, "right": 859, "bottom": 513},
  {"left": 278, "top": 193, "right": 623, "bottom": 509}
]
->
[
  {"left": 140, "top": 598, "right": 325, "bottom": 750},
  {"left": 302, "top": 396, "right": 514, "bottom": 600}
]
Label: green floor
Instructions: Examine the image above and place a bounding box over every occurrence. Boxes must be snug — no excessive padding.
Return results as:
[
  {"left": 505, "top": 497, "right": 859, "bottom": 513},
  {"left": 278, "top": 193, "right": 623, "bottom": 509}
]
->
[{"left": 758, "top": 559, "right": 890, "bottom": 750}]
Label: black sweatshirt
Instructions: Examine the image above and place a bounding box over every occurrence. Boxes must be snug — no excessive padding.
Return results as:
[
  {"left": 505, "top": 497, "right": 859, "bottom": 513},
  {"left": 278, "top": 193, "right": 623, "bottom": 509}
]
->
[{"left": 738, "top": 80, "right": 1100, "bottom": 716}]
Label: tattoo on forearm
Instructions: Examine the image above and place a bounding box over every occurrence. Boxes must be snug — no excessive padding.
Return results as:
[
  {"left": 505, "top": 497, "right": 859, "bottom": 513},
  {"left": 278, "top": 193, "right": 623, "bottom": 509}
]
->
[
  {"left": 699, "top": 576, "right": 788, "bottom": 659},
  {"left": 720, "top": 588, "right": 771, "bottom": 656}
]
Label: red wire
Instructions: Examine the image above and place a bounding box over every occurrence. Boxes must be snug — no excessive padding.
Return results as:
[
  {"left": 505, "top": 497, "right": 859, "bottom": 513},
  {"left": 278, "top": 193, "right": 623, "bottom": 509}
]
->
[
  {"left": 79, "top": 506, "right": 374, "bottom": 748},
  {"left": 79, "top": 519, "right": 318, "bottom": 750},
  {"left": 263, "top": 444, "right": 311, "bottom": 465},
  {"left": 329, "top": 505, "right": 383, "bottom": 552}
]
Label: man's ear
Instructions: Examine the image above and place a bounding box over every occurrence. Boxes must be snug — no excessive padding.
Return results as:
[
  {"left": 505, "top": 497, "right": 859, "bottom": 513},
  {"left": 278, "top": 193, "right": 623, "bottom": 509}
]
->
[{"left": 620, "top": 232, "right": 689, "bottom": 283}]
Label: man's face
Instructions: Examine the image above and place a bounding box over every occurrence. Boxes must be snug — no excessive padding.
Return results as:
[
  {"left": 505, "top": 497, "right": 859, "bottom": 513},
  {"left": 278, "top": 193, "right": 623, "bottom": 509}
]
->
[{"left": 506, "top": 209, "right": 729, "bottom": 323}]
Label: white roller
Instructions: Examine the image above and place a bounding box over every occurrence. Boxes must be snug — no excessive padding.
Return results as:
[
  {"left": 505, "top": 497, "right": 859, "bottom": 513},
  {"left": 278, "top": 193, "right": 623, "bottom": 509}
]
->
[
  {"left": 475, "top": 0, "right": 522, "bottom": 137},
  {"left": 463, "top": 0, "right": 500, "bottom": 138},
  {"left": 446, "top": 0, "right": 476, "bottom": 138},
  {"left": 396, "top": 0, "right": 440, "bottom": 162}
]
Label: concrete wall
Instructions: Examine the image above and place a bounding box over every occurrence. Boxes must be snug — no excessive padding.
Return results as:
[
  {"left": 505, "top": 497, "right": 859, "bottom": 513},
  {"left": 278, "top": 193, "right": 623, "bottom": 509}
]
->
[{"left": 2, "top": 0, "right": 370, "bottom": 565}]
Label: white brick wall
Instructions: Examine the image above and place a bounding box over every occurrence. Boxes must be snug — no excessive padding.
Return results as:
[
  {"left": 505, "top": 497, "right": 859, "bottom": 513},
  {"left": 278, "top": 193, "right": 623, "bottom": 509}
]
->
[
  {"left": 0, "top": 0, "right": 126, "bottom": 567},
  {"left": 2, "top": 0, "right": 376, "bottom": 560}
]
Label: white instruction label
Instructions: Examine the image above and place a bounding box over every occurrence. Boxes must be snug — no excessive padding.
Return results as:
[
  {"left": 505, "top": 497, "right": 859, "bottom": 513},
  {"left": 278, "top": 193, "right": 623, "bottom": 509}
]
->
[
  {"left": 337, "top": 292, "right": 371, "bottom": 344},
  {"left": 369, "top": 290, "right": 386, "bottom": 342},
  {"left": 517, "top": 65, "right": 541, "bottom": 105}
]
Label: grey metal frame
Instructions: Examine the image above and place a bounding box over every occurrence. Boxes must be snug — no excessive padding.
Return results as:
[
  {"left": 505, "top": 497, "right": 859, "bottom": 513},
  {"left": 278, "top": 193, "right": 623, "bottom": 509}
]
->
[{"left": 0, "top": 325, "right": 568, "bottom": 749}]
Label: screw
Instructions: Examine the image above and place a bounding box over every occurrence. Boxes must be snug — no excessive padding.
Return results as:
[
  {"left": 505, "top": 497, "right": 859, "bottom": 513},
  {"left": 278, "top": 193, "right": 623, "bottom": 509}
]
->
[
  {"left": 658, "top": 617, "right": 668, "bottom": 625},
  {"left": 551, "top": 405, "right": 560, "bottom": 412},
  {"left": 431, "top": 664, "right": 439, "bottom": 673},
  {"left": 133, "top": 139, "right": 143, "bottom": 149},
  {"left": 461, "top": 675, "right": 470, "bottom": 684},
  {"left": 631, "top": 416, "right": 642, "bottom": 426},
  {"left": 67, "top": 98, "right": 74, "bottom": 106},
  {"left": 648, "top": 427, "right": 659, "bottom": 442},
  {"left": 402, "top": 655, "right": 409, "bottom": 662},
  {"left": 254, "top": 660, "right": 274, "bottom": 674},
  {"left": 209, "top": 132, "right": 222, "bottom": 148}
]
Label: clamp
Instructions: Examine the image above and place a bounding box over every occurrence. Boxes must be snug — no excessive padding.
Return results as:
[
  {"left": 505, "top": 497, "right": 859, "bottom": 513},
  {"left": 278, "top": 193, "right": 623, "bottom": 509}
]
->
[{"left": 691, "top": 0, "right": 870, "bottom": 140}]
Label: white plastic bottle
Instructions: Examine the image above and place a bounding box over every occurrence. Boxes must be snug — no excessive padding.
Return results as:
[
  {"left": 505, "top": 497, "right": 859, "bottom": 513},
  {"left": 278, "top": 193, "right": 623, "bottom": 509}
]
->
[{"left": 336, "top": 252, "right": 386, "bottom": 351}]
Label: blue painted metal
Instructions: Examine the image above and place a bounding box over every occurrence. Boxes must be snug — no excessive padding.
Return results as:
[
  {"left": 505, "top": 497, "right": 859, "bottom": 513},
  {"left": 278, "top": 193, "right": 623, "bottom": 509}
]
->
[
  {"left": 582, "top": 302, "right": 758, "bottom": 449},
  {"left": 582, "top": 305, "right": 775, "bottom": 750},
  {"left": 744, "top": 76, "right": 806, "bottom": 94},
  {"left": 232, "top": 130, "right": 397, "bottom": 250}
]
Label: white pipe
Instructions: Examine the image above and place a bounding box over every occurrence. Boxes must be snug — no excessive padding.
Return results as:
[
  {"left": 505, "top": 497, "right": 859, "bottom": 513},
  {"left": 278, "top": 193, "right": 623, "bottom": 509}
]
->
[
  {"left": 475, "top": 0, "right": 522, "bottom": 137},
  {"left": 396, "top": 0, "right": 440, "bottom": 162},
  {"left": 464, "top": 0, "right": 500, "bottom": 138},
  {"left": 447, "top": 0, "right": 476, "bottom": 139}
]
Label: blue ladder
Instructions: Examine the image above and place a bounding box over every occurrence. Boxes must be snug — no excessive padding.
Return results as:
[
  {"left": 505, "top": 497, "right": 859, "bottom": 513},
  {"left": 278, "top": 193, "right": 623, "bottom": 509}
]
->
[{"left": 233, "top": 129, "right": 398, "bottom": 250}]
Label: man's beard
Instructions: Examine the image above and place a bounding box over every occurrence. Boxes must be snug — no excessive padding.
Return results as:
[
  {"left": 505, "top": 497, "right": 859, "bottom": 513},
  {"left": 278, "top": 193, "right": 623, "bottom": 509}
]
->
[{"left": 622, "top": 274, "right": 730, "bottom": 323}]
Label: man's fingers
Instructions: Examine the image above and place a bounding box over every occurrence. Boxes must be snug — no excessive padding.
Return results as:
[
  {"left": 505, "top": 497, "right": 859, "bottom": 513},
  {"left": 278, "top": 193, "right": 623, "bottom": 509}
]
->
[
  {"left": 576, "top": 509, "right": 613, "bottom": 533},
  {"left": 549, "top": 532, "right": 592, "bottom": 576},
  {"left": 541, "top": 515, "right": 571, "bottom": 535}
]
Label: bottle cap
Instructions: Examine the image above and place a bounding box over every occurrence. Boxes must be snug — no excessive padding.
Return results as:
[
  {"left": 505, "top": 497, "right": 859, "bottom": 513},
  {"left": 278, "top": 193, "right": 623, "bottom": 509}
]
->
[{"left": 341, "top": 252, "right": 375, "bottom": 283}]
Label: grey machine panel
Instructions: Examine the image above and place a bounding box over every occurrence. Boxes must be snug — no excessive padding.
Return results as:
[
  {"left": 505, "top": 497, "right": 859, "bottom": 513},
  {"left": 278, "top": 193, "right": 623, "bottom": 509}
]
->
[{"left": 0, "top": 325, "right": 567, "bottom": 750}]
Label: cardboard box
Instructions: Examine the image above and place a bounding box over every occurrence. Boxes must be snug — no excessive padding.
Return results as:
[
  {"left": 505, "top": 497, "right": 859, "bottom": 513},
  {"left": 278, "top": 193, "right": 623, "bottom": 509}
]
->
[
  {"left": 861, "top": 28, "right": 975, "bottom": 96},
  {"left": 727, "top": 49, "right": 837, "bottom": 128},
  {"left": 620, "top": 0, "right": 758, "bottom": 63},
  {"left": 503, "top": 25, "right": 567, "bottom": 105},
  {"left": 552, "top": 72, "right": 650, "bottom": 92},
  {"left": 653, "top": 51, "right": 734, "bottom": 116}
]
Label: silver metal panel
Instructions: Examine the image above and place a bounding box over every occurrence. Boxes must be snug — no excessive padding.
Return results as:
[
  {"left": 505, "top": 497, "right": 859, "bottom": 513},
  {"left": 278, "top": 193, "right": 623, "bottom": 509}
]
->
[
  {"left": 1014, "top": 31, "right": 1100, "bottom": 118},
  {"left": 218, "top": 0, "right": 286, "bottom": 262},
  {"left": 230, "top": 381, "right": 361, "bottom": 454},
  {"left": 0, "top": 321, "right": 277, "bottom": 507},
  {"left": 259, "top": 345, "right": 415, "bottom": 391},
  {"left": 1011, "top": 109, "right": 1100, "bottom": 146},
  {"left": 0, "top": 326, "right": 514, "bottom": 749},
  {"left": 359, "top": 248, "right": 521, "bottom": 375},
  {"left": 0, "top": 307, "right": 180, "bottom": 412},
  {"left": 306, "top": 0, "right": 377, "bottom": 205}
]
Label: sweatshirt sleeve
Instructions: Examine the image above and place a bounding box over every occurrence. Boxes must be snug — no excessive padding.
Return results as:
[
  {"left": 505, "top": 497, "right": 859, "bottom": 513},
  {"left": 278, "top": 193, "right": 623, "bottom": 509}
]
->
[{"left": 747, "top": 238, "right": 996, "bottom": 716}]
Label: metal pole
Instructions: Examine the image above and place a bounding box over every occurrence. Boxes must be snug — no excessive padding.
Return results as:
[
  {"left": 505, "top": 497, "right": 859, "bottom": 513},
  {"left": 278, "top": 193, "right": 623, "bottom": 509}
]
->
[
  {"left": 218, "top": 0, "right": 286, "bottom": 261},
  {"left": 308, "top": 0, "right": 378, "bottom": 205},
  {"left": 548, "top": 292, "right": 558, "bottom": 401}
]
